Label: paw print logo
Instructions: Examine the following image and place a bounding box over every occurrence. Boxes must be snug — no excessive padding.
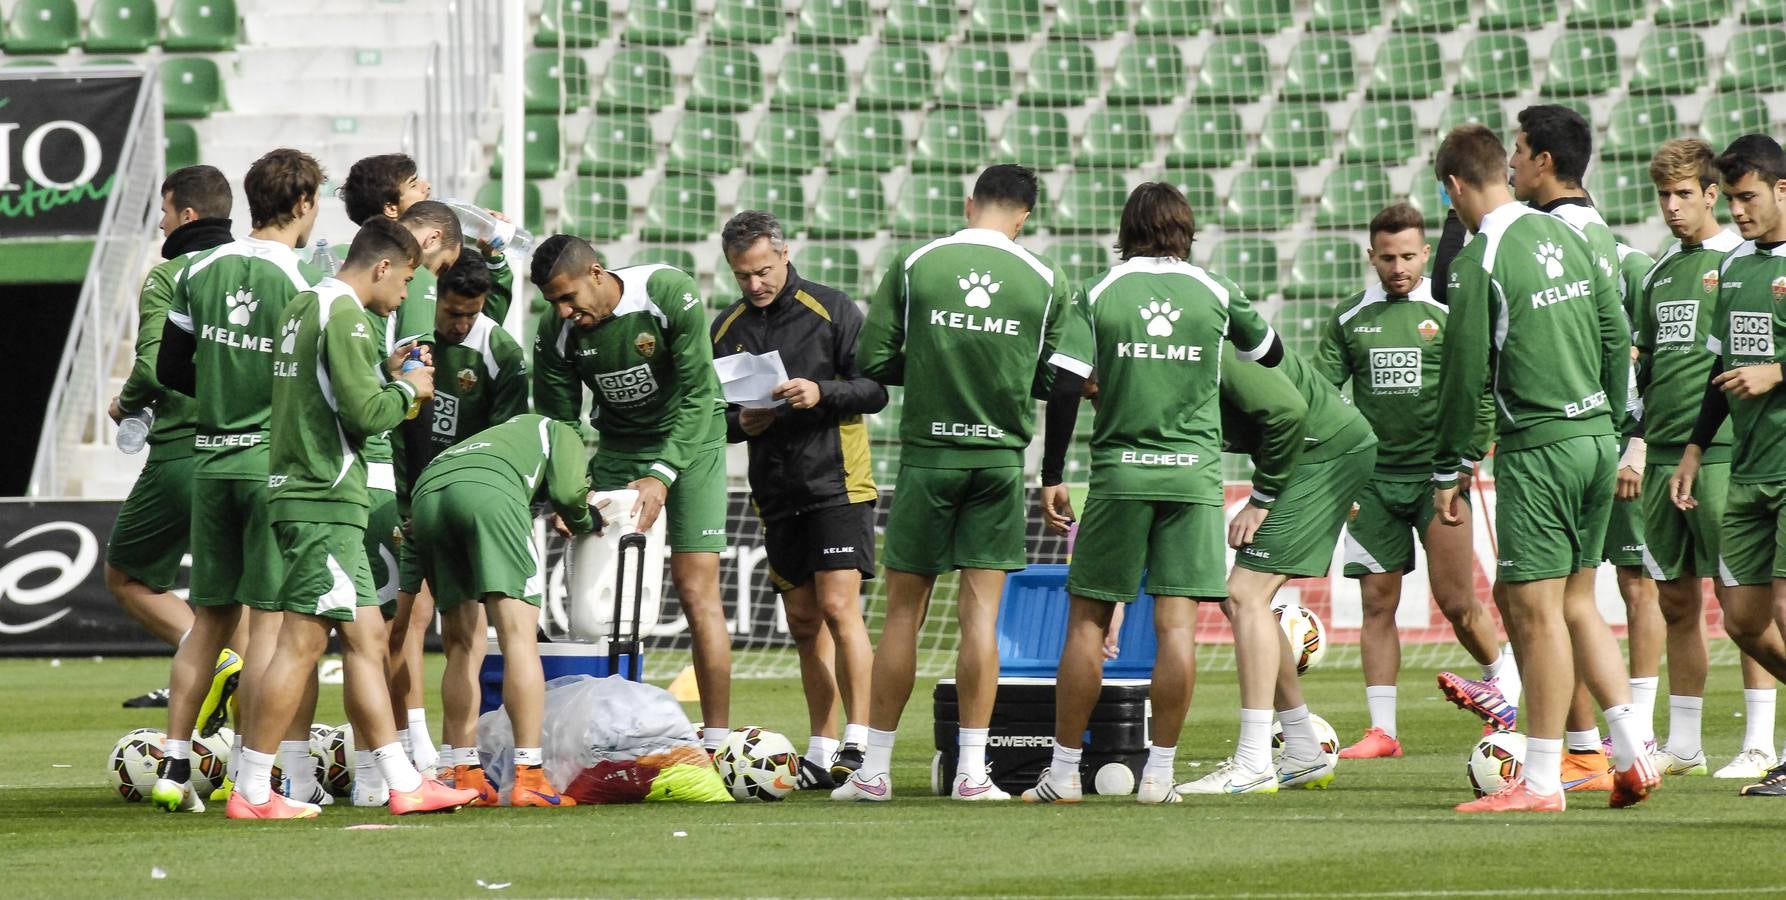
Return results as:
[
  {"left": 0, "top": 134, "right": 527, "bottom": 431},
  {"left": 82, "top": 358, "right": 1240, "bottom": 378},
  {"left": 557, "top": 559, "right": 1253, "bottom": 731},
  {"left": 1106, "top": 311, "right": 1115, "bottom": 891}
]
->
[
  {"left": 1534, "top": 241, "right": 1565, "bottom": 280},
  {"left": 225, "top": 289, "right": 258, "bottom": 327},
  {"left": 1139, "top": 299, "right": 1180, "bottom": 337},
  {"left": 279, "top": 318, "right": 300, "bottom": 355},
  {"left": 958, "top": 271, "right": 1001, "bottom": 309}
]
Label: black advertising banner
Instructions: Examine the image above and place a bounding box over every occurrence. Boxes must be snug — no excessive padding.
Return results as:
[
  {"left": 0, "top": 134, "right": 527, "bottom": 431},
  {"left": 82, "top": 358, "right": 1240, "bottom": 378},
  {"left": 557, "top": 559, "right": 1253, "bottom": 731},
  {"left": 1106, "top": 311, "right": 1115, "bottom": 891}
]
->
[
  {"left": 0, "top": 499, "right": 164, "bottom": 656},
  {"left": 0, "top": 70, "right": 144, "bottom": 238}
]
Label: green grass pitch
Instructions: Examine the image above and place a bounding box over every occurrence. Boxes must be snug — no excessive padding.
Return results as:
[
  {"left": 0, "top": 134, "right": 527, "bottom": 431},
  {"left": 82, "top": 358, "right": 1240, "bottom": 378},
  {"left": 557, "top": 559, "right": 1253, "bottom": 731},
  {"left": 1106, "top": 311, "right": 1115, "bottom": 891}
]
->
[{"left": 4, "top": 655, "right": 1784, "bottom": 898}]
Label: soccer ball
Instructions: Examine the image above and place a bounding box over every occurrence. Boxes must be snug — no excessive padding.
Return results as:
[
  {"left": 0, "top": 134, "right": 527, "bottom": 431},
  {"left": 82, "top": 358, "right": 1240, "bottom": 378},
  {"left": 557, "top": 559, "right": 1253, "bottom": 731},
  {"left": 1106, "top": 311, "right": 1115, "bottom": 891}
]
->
[
  {"left": 109, "top": 728, "right": 164, "bottom": 802},
  {"left": 714, "top": 727, "right": 800, "bottom": 802},
  {"left": 1271, "top": 712, "right": 1340, "bottom": 768},
  {"left": 319, "top": 724, "right": 356, "bottom": 798},
  {"left": 191, "top": 726, "right": 234, "bottom": 796},
  {"left": 1467, "top": 731, "right": 1527, "bottom": 797},
  {"left": 1273, "top": 602, "right": 1328, "bottom": 674}
]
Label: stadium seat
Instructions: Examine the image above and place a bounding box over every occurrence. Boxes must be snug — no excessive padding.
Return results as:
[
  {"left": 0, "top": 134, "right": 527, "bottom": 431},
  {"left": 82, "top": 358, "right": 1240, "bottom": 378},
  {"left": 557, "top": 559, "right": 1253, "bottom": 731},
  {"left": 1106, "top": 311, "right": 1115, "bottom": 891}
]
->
[
  {"left": 710, "top": 0, "right": 784, "bottom": 44},
  {"left": 475, "top": 181, "right": 544, "bottom": 235},
  {"left": 808, "top": 173, "right": 887, "bottom": 239},
  {"left": 1478, "top": 0, "right": 1557, "bottom": 29},
  {"left": 1195, "top": 38, "right": 1272, "bottom": 103},
  {"left": 859, "top": 45, "right": 934, "bottom": 111},
  {"left": 736, "top": 174, "right": 807, "bottom": 234},
  {"left": 1543, "top": 32, "right": 1620, "bottom": 96},
  {"left": 1053, "top": 239, "right": 1114, "bottom": 286},
  {"left": 1134, "top": 0, "right": 1209, "bottom": 35},
  {"left": 1255, "top": 104, "right": 1332, "bottom": 167},
  {"left": 938, "top": 47, "right": 1014, "bottom": 107},
  {"left": 1162, "top": 168, "right": 1220, "bottom": 219},
  {"left": 912, "top": 109, "right": 989, "bottom": 174},
  {"left": 795, "top": 0, "right": 870, "bottom": 42},
  {"left": 798, "top": 244, "right": 862, "bottom": 297},
  {"left": 1222, "top": 167, "right": 1300, "bottom": 231},
  {"left": 84, "top": 0, "right": 157, "bottom": 53},
  {"left": 1021, "top": 43, "right": 1099, "bottom": 107},
  {"left": 1630, "top": 30, "right": 1708, "bottom": 95},
  {"left": 998, "top": 109, "right": 1072, "bottom": 168},
  {"left": 894, "top": 174, "right": 967, "bottom": 236},
  {"left": 1455, "top": 34, "right": 1532, "bottom": 98},
  {"left": 488, "top": 115, "right": 562, "bottom": 179},
  {"left": 1076, "top": 109, "right": 1155, "bottom": 168},
  {"left": 640, "top": 176, "right": 717, "bottom": 242},
  {"left": 1440, "top": 97, "right": 1508, "bottom": 135},
  {"left": 1604, "top": 97, "right": 1681, "bottom": 161},
  {"left": 831, "top": 112, "right": 907, "bottom": 171},
  {"left": 1366, "top": 35, "right": 1443, "bottom": 99},
  {"left": 1052, "top": 0, "right": 1128, "bottom": 38},
  {"left": 524, "top": 51, "right": 590, "bottom": 114},
  {"left": 688, "top": 47, "right": 763, "bottom": 113},
  {"left": 1208, "top": 237, "right": 1280, "bottom": 301},
  {"left": 163, "top": 0, "right": 239, "bottom": 51},
  {"left": 884, "top": 0, "right": 958, "bottom": 41},
  {"left": 1282, "top": 36, "right": 1358, "bottom": 102},
  {"left": 1316, "top": 165, "right": 1394, "bottom": 229},
  {"left": 1167, "top": 105, "right": 1245, "bottom": 167},
  {"left": 966, "top": 0, "right": 1043, "bottom": 41},
  {"left": 772, "top": 47, "right": 849, "bottom": 110},
  {"left": 560, "top": 178, "right": 631, "bottom": 241},
  {"left": 1720, "top": 29, "right": 1786, "bottom": 92},
  {"left": 1217, "top": 0, "right": 1293, "bottom": 33},
  {"left": 535, "top": 0, "right": 609, "bottom": 47},
  {"left": 629, "top": 246, "right": 698, "bottom": 275},
  {"left": 1654, "top": 0, "right": 1730, "bottom": 26},
  {"left": 1307, "top": 0, "right": 1381, "bottom": 32},
  {"left": 1109, "top": 39, "right": 1186, "bottom": 106},
  {"left": 1587, "top": 164, "right": 1653, "bottom": 226},
  {"left": 7, "top": 0, "right": 78, "bottom": 53},
  {"left": 1698, "top": 92, "right": 1770, "bottom": 149},
  {"left": 161, "top": 57, "right": 225, "bottom": 118},
  {"left": 1051, "top": 171, "right": 1129, "bottom": 235},
  {"left": 597, "top": 48, "right": 673, "bottom": 113},
  {"left": 2, "top": 58, "right": 59, "bottom": 67},
  {"left": 578, "top": 115, "right": 655, "bottom": 177},
  {"left": 1284, "top": 236, "right": 1367, "bottom": 300},
  {"left": 623, "top": 0, "right": 695, "bottom": 45},
  {"left": 1392, "top": 0, "right": 1469, "bottom": 32},
  {"left": 748, "top": 111, "right": 822, "bottom": 174},
  {"left": 1342, "top": 101, "right": 1419, "bottom": 164},
  {"left": 1743, "top": 0, "right": 1785, "bottom": 24},
  {"left": 1566, "top": 0, "right": 1645, "bottom": 28},
  {"left": 164, "top": 120, "right": 200, "bottom": 170},
  {"left": 1407, "top": 173, "right": 1448, "bottom": 219},
  {"left": 667, "top": 112, "right": 742, "bottom": 175}
]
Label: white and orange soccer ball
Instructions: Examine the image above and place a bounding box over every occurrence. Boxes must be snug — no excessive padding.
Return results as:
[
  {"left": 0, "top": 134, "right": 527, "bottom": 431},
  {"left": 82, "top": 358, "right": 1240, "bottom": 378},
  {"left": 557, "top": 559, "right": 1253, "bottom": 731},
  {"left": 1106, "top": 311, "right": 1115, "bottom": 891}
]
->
[
  {"left": 109, "top": 728, "right": 164, "bottom": 802},
  {"left": 1272, "top": 601, "right": 1328, "bottom": 674},
  {"left": 714, "top": 727, "right": 800, "bottom": 802}
]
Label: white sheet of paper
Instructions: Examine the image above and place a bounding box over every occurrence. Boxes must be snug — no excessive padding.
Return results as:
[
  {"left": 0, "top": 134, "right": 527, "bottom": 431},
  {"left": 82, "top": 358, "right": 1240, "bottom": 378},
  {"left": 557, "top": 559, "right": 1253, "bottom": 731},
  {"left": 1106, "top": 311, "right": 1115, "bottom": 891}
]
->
[{"left": 713, "top": 350, "right": 789, "bottom": 409}]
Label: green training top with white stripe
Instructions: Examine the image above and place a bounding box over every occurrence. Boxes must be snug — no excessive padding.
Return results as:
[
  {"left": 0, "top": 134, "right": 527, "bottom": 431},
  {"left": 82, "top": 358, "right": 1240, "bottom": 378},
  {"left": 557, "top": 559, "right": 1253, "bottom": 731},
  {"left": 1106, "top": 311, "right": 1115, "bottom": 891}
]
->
[
  {"left": 1635, "top": 229, "right": 1742, "bottom": 464},
  {"left": 1221, "top": 345, "right": 1374, "bottom": 506},
  {"left": 1705, "top": 240, "right": 1786, "bottom": 483},
  {"left": 412, "top": 413, "right": 595, "bottom": 534}
]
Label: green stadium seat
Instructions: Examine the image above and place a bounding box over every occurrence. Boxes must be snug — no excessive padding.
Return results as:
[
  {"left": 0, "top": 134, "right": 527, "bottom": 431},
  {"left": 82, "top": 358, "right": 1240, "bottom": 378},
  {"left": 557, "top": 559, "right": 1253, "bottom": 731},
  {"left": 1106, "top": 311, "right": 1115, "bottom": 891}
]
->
[
  {"left": 667, "top": 112, "right": 742, "bottom": 175},
  {"left": 164, "top": 120, "right": 200, "bottom": 170},
  {"left": 894, "top": 175, "right": 967, "bottom": 236},
  {"left": 1052, "top": 239, "right": 1114, "bottom": 286},
  {"left": 560, "top": 178, "right": 631, "bottom": 241},
  {"left": 1478, "top": 0, "right": 1557, "bottom": 29},
  {"left": 998, "top": 109, "right": 1072, "bottom": 168},
  {"left": 938, "top": 47, "right": 1014, "bottom": 107},
  {"left": 831, "top": 112, "right": 907, "bottom": 171},
  {"left": 858, "top": 46, "right": 934, "bottom": 111},
  {"left": 710, "top": 0, "right": 784, "bottom": 44},
  {"left": 1604, "top": 97, "right": 1681, "bottom": 162},
  {"left": 688, "top": 47, "right": 763, "bottom": 113},
  {"left": 1454, "top": 34, "right": 1532, "bottom": 98},
  {"left": 3, "top": 58, "right": 59, "bottom": 67},
  {"left": 1720, "top": 29, "right": 1786, "bottom": 92},
  {"left": 1630, "top": 30, "right": 1707, "bottom": 95},
  {"left": 163, "top": 0, "right": 239, "bottom": 51},
  {"left": 1698, "top": 93, "right": 1771, "bottom": 149},
  {"left": 1365, "top": 35, "right": 1443, "bottom": 99},
  {"left": 623, "top": 0, "right": 695, "bottom": 45},
  {"left": 798, "top": 244, "right": 862, "bottom": 297},
  {"left": 488, "top": 115, "right": 562, "bottom": 179},
  {"left": 1282, "top": 36, "right": 1358, "bottom": 102},
  {"left": 1109, "top": 39, "right": 1186, "bottom": 106},
  {"left": 1195, "top": 38, "right": 1271, "bottom": 102},
  {"left": 1587, "top": 164, "right": 1653, "bottom": 226},
  {"left": 1342, "top": 101, "right": 1418, "bottom": 164},
  {"left": 1407, "top": 173, "right": 1448, "bottom": 220},
  {"left": 795, "top": 0, "right": 870, "bottom": 43},
  {"left": 161, "top": 57, "right": 225, "bottom": 118},
  {"left": 1167, "top": 105, "right": 1244, "bottom": 167},
  {"left": 578, "top": 115, "right": 655, "bottom": 177},
  {"left": 535, "top": 0, "right": 609, "bottom": 47},
  {"left": 1021, "top": 43, "right": 1099, "bottom": 107},
  {"left": 1162, "top": 168, "right": 1220, "bottom": 219},
  {"left": 884, "top": 0, "right": 957, "bottom": 41},
  {"left": 1135, "top": 0, "right": 1210, "bottom": 35},
  {"left": 475, "top": 181, "right": 544, "bottom": 235},
  {"left": 1255, "top": 104, "right": 1332, "bottom": 167},
  {"left": 1307, "top": 0, "right": 1382, "bottom": 32},
  {"left": 1275, "top": 309, "right": 1330, "bottom": 358},
  {"left": 748, "top": 111, "right": 822, "bottom": 174},
  {"left": 912, "top": 109, "right": 989, "bottom": 174},
  {"left": 1052, "top": 0, "right": 1128, "bottom": 38},
  {"left": 1208, "top": 237, "right": 1280, "bottom": 301},
  {"left": 630, "top": 246, "right": 698, "bottom": 275},
  {"left": 1285, "top": 237, "right": 1367, "bottom": 300},
  {"left": 1392, "top": 0, "right": 1469, "bottom": 32},
  {"left": 7, "top": 0, "right": 78, "bottom": 53},
  {"left": 1316, "top": 165, "right": 1394, "bottom": 229},
  {"left": 1743, "top": 1, "right": 1786, "bottom": 24},
  {"left": 808, "top": 173, "right": 887, "bottom": 239},
  {"left": 1655, "top": 0, "right": 1730, "bottom": 26},
  {"left": 966, "top": 0, "right": 1042, "bottom": 41},
  {"left": 640, "top": 176, "right": 716, "bottom": 242},
  {"left": 773, "top": 48, "right": 849, "bottom": 110},
  {"left": 1543, "top": 32, "right": 1620, "bottom": 96},
  {"left": 1051, "top": 171, "right": 1129, "bottom": 235},
  {"left": 84, "top": 0, "right": 157, "bottom": 53},
  {"left": 597, "top": 48, "right": 673, "bottom": 113},
  {"left": 1217, "top": 0, "right": 1293, "bottom": 33},
  {"left": 1439, "top": 97, "right": 1507, "bottom": 135},
  {"left": 1222, "top": 167, "right": 1300, "bottom": 231},
  {"left": 524, "top": 51, "right": 590, "bottom": 114},
  {"left": 1566, "top": 0, "right": 1645, "bottom": 28},
  {"left": 1076, "top": 110, "right": 1155, "bottom": 168},
  {"left": 736, "top": 174, "right": 807, "bottom": 234}
]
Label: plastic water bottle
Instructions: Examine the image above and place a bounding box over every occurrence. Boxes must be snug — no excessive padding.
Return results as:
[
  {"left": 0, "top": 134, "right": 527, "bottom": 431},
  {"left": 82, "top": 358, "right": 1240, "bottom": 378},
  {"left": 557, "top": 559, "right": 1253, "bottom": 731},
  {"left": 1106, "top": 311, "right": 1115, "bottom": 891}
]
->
[
  {"left": 443, "top": 199, "right": 534, "bottom": 258},
  {"left": 400, "top": 347, "right": 426, "bottom": 420},
  {"left": 117, "top": 407, "right": 154, "bottom": 454},
  {"left": 311, "top": 238, "right": 338, "bottom": 277}
]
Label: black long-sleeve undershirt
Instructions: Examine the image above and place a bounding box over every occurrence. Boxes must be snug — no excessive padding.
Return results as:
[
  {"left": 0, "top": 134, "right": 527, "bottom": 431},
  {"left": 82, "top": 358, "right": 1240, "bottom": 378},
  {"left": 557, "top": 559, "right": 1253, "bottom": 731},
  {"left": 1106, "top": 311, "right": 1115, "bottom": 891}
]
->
[
  {"left": 1040, "top": 369, "right": 1086, "bottom": 487},
  {"left": 1689, "top": 358, "right": 1731, "bottom": 450},
  {"left": 155, "top": 319, "right": 198, "bottom": 398}
]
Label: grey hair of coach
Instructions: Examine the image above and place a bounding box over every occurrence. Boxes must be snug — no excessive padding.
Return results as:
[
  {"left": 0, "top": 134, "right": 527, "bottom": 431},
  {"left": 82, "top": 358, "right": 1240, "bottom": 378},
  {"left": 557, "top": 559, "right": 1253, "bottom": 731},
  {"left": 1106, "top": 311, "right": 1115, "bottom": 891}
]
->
[{"left": 721, "top": 210, "right": 787, "bottom": 259}]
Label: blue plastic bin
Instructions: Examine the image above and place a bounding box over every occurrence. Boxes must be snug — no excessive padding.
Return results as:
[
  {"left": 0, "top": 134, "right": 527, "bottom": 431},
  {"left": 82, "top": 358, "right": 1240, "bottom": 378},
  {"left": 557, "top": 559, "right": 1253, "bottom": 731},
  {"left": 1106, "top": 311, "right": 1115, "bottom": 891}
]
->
[
  {"left": 478, "top": 641, "right": 644, "bottom": 714},
  {"left": 996, "top": 564, "right": 1159, "bottom": 678}
]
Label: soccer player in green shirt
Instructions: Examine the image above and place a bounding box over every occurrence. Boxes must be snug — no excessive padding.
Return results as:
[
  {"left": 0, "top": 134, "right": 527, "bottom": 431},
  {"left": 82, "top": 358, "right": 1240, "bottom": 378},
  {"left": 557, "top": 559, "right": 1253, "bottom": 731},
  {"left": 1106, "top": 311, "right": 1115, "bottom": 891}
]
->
[
  {"left": 1670, "top": 134, "right": 1786, "bottom": 797},
  {"left": 1314, "top": 202, "right": 1512, "bottom": 759},
  {"left": 1432, "top": 125, "right": 1657, "bottom": 812}
]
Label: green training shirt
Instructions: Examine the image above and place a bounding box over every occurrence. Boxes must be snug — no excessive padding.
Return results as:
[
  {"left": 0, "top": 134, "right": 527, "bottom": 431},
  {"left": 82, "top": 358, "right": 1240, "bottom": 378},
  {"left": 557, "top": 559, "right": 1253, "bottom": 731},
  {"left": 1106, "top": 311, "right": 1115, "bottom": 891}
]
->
[
  {"left": 401, "top": 314, "right": 530, "bottom": 469},
  {"left": 412, "top": 413, "right": 595, "bottom": 534},
  {"left": 1706, "top": 240, "right": 1786, "bottom": 483},
  {"left": 1221, "top": 345, "right": 1374, "bottom": 506},
  {"left": 1635, "top": 229, "right": 1742, "bottom": 464},
  {"left": 119, "top": 255, "right": 201, "bottom": 457}
]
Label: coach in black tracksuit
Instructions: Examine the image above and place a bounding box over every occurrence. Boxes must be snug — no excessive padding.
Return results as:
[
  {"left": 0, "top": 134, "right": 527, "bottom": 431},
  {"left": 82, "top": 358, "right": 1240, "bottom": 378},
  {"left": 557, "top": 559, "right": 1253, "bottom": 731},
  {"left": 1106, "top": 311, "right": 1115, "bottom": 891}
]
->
[{"left": 711, "top": 210, "right": 887, "bottom": 784}]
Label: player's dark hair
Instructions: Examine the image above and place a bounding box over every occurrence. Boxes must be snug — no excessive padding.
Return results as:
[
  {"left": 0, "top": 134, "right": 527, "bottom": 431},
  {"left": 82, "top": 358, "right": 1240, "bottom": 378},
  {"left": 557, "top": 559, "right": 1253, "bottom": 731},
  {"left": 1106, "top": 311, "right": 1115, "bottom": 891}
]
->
[
  {"left": 1517, "top": 104, "right": 1593, "bottom": 187},
  {"left": 1435, "top": 125, "right": 1508, "bottom": 190},
  {"left": 438, "top": 251, "right": 492, "bottom": 301},
  {"left": 530, "top": 233, "right": 599, "bottom": 287},
  {"left": 1115, "top": 182, "right": 1194, "bottom": 261},
  {"left": 1715, "top": 134, "right": 1786, "bottom": 189},
  {"left": 244, "top": 148, "right": 323, "bottom": 230},
  {"left": 345, "top": 216, "right": 422, "bottom": 271},
  {"left": 721, "top": 210, "right": 786, "bottom": 260},
  {"left": 338, "top": 153, "right": 418, "bottom": 225},
  {"left": 396, "top": 199, "right": 465, "bottom": 249},
  {"left": 972, "top": 164, "right": 1038, "bottom": 212},
  {"left": 1368, "top": 202, "right": 1425, "bottom": 243},
  {"left": 161, "top": 165, "right": 232, "bottom": 220}
]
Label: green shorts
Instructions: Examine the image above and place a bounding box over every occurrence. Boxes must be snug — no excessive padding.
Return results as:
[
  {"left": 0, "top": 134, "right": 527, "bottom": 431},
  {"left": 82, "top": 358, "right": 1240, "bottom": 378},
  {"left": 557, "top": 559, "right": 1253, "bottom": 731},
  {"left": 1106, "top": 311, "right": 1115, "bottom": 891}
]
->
[
  {"left": 1602, "top": 496, "right": 1647, "bottom": 567},
  {"left": 365, "top": 487, "right": 401, "bottom": 617},
  {"left": 397, "top": 523, "right": 424, "bottom": 595},
  {"left": 589, "top": 444, "right": 726, "bottom": 553},
  {"left": 1494, "top": 434, "right": 1616, "bottom": 583},
  {"left": 1237, "top": 443, "right": 1377, "bottom": 578},
  {"left": 272, "top": 520, "right": 378, "bottom": 621},
  {"left": 188, "top": 477, "right": 284, "bottom": 610},
  {"left": 106, "top": 451, "right": 196, "bottom": 592},
  {"left": 1642, "top": 461, "right": 1728, "bottom": 582},
  {"left": 1341, "top": 476, "right": 1465, "bottom": 577},
  {"left": 882, "top": 464, "right": 1026, "bottom": 576},
  {"left": 409, "top": 482, "right": 544, "bottom": 610},
  {"left": 1067, "top": 498, "right": 1227, "bottom": 602},
  {"left": 1718, "top": 480, "right": 1786, "bottom": 587}
]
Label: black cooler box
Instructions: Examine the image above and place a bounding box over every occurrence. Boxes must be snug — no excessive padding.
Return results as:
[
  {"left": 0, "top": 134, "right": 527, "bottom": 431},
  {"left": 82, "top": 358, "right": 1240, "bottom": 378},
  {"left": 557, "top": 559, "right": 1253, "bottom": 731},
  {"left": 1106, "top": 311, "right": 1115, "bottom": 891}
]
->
[{"left": 932, "top": 677, "right": 1151, "bottom": 795}]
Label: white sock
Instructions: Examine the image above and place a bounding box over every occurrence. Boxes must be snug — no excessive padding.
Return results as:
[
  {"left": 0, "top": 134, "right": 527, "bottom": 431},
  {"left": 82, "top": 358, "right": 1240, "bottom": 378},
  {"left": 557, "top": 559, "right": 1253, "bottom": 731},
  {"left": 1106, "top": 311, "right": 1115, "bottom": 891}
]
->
[
  {"left": 279, "top": 740, "right": 317, "bottom": 798},
  {"left": 702, "top": 726, "right": 729, "bottom": 752},
  {"left": 1565, "top": 729, "right": 1602, "bottom": 753},
  {"left": 374, "top": 741, "right": 423, "bottom": 793},
  {"left": 396, "top": 728, "right": 411, "bottom": 758},
  {"left": 1665, "top": 695, "right": 1704, "bottom": 759},
  {"left": 514, "top": 747, "right": 542, "bottom": 767},
  {"left": 806, "top": 735, "right": 839, "bottom": 769},
  {"left": 454, "top": 746, "right": 480, "bottom": 768},
  {"left": 862, "top": 727, "right": 896, "bottom": 778},
  {"left": 1629, "top": 676, "right": 1660, "bottom": 729},
  {"left": 406, "top": 709, "right": 438, "bottom": 770},
  {"left": 1143, "top": 744, "right": 1176, "bottom": 782},
  {"left": 1278, "top": 705, "right": 1319, "bottom": 761},
  {"left": 239, "top": 747, "right": 275, "bottom": 805},
  {"left": 1236, "top": 708, "right": 1274, "bottom": 771},
  {"left": 1525, "top": 737, "right": 1563, "bottom": 796},
  {"left": 164, "top": 739, "right": 191, "bottom": 762},
  {"left": 843, "top": 723, "right": 868, "bottom": 748},
  {"left": 1605, "top": 704, "right": 1645, "bottom": 770},
  {"left": 1492, "top": 643, "right": 1522, "bottom": 707},
  {"left": 227, "top": 733, "right": 243, "bottom": 782},
  {"left": 1744, "top": 688, "right": 1777, "bottom": 754},
  {"left": 1365, "top": 685, "right": 1398, "bottom": 738},
  {"left": 956, "top": 727, "right": 989, "bottom": 780},
  {"left": 1048, "top": 742, "right": 1082, "bottom": 785}
]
